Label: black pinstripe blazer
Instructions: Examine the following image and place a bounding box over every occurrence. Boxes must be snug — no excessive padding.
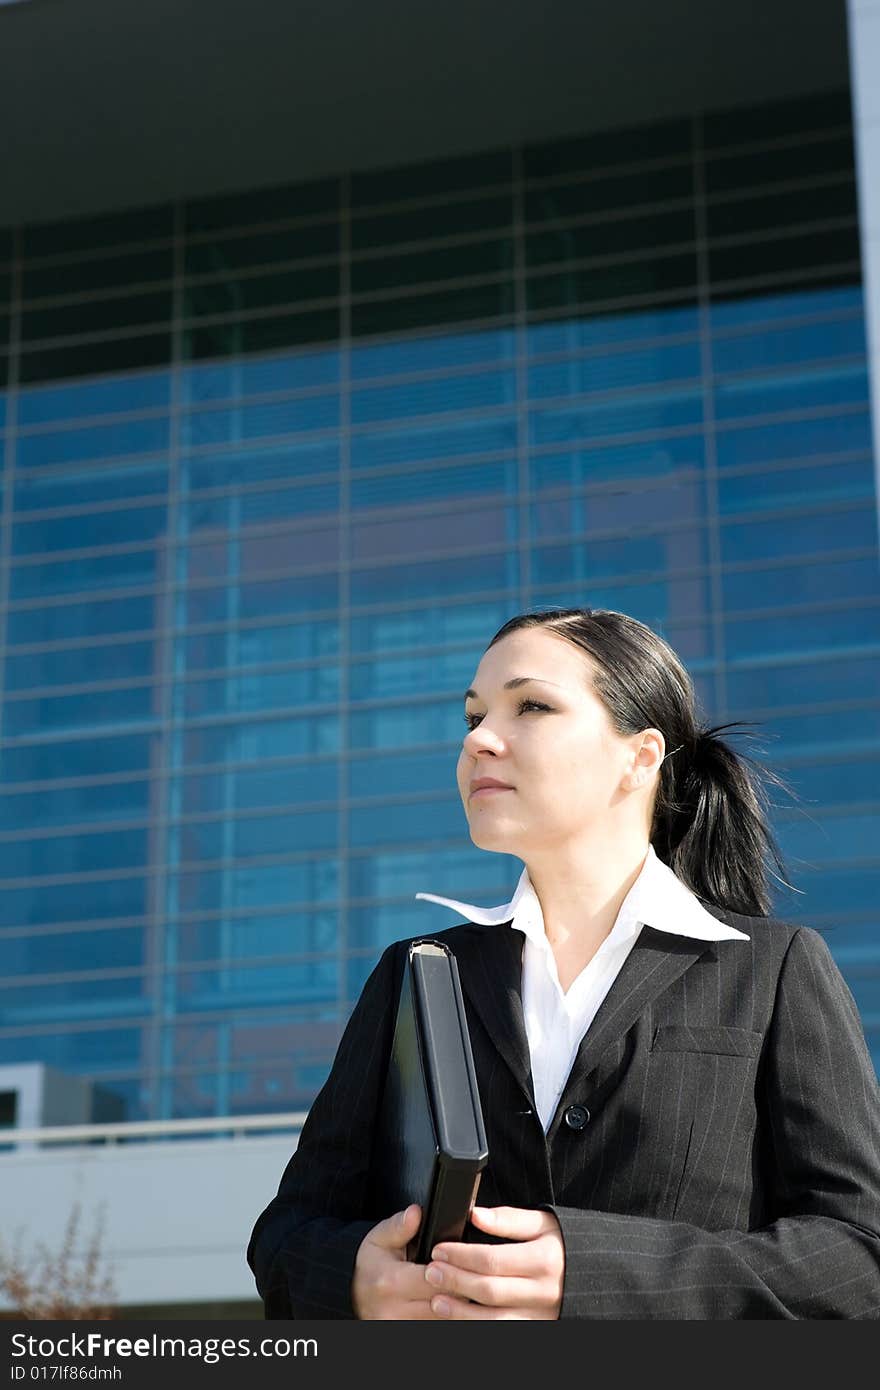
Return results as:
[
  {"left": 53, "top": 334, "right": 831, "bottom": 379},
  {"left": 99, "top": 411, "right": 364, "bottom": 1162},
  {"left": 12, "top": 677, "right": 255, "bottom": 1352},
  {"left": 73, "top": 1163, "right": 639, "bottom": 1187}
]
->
[{"left": 247, "top": 905, "right": 880, "bottom": 1319}]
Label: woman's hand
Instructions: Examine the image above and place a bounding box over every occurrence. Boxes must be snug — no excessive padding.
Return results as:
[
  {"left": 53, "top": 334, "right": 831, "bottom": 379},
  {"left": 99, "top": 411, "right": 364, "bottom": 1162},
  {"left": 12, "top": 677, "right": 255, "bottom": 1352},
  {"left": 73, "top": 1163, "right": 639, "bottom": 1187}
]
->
[
  {"left": 351, "top": 1204, "right": 439, "bottom": 1319},
  {"left": 424, "top": 1205, "right": 565, "bottom": 1319}
]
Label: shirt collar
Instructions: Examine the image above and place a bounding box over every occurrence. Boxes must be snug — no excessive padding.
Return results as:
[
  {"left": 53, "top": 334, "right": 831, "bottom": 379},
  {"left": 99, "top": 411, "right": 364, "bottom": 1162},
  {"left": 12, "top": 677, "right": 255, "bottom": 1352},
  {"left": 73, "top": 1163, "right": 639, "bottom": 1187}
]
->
[{"left": 414, "top": 843, "right": 749, "bottom": 942}]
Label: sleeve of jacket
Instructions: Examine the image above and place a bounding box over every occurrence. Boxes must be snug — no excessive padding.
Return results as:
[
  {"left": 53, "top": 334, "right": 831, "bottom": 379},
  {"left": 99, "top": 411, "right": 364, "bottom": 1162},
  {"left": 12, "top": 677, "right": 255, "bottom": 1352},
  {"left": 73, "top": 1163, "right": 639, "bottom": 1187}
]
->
[
  {"left": 246, "top": 941, "right": 402, "bottom": 1319},
  {"left": 544, "top": 927, "right": 880, "bottom": 1319}
]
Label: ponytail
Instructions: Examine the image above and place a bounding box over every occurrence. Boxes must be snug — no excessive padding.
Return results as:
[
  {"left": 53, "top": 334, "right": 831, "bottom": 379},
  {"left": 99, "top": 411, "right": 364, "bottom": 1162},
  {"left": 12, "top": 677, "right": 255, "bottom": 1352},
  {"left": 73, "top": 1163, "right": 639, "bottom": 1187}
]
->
[{"left": 652, "top": 723, "right": 793, "bottom": 917}]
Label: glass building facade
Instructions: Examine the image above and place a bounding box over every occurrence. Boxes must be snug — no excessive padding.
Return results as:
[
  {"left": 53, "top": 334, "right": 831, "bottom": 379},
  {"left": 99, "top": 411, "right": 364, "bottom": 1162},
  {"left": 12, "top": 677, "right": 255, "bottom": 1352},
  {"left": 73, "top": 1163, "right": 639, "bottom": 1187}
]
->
[{"left": 0, "top": 88, "right": 877, "bottom": 1122}]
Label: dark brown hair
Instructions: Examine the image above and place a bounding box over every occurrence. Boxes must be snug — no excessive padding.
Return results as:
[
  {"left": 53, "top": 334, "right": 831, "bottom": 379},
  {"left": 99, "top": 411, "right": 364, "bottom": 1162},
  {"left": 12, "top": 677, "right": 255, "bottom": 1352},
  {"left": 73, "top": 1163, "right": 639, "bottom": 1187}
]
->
[{"left": 485, "top": 607, "right": 795, "bottom": 917}]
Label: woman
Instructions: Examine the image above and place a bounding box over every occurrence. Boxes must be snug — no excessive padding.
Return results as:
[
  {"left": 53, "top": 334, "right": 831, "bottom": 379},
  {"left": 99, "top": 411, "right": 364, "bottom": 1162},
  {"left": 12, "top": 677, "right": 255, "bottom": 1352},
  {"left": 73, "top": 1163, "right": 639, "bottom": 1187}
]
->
[{"left": 247, "top": 607, "right": 880, "bottom": 1319}]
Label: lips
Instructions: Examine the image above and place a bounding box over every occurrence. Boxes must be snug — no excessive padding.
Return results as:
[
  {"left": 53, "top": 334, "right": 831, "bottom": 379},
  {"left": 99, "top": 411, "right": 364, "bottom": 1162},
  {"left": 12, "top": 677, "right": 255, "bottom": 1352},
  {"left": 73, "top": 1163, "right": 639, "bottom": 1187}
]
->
[{"left": 470, "top": 778, "right": 514, "bottom": 794}]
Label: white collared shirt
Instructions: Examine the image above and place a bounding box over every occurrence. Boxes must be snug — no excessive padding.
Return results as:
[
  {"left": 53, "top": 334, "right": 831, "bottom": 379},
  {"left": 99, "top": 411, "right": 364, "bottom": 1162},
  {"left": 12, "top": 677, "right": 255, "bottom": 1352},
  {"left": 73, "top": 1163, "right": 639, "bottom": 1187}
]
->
[{"left": 415, "top": 845, "right": 749, "bottom": 1133}]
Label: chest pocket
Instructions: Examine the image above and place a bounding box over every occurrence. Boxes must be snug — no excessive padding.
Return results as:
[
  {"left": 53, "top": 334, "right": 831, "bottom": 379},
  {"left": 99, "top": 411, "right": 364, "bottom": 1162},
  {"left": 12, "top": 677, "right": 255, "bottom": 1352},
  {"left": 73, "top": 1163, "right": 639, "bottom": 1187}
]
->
[
  {"left": 646, "top": 1024, "right": 763, "bottom": 1223},
  {"left": 650, "top": 1025, "right": 762, "bottom": 1058}
]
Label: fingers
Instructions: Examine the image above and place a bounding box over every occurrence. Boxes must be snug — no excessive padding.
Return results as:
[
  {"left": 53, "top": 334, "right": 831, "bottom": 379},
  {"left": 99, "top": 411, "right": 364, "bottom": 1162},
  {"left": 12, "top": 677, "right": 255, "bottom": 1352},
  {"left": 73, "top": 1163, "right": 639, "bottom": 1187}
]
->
[
  {"left": 369, "top": 1204, "right": 422, "bottom": 1251},
  {"left": 427, "top": 1261, "right": 533, "bottom": 1308},
  {"left": 354, "top": 1207, "right": 438, "bottom": 1319},
  {"left": 431, "top": 1239, "right": 534, "bottom": 1277},
  {"left": 387, "top": 1260, "right": 441, "bottom": 1302},
  {"left": 431, "top": 1236, "right": 559, "bottom": 1278},
  {"left": 431, "top": 1295, "right": 526, "bottom": 1320},
  {"left": 399, "top": 1300, "right": 443, "bottom": 1320},
  {"left": 469, "top": 1204, "right": 557, "bottom": 1240}
]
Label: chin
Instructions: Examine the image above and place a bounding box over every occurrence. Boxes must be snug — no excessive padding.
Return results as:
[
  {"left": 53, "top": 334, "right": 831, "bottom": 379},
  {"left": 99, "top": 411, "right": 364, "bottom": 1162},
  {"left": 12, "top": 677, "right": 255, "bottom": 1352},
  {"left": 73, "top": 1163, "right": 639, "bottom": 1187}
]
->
[{"left": 468, "top": 820, "right": 518, "bottom": 852}]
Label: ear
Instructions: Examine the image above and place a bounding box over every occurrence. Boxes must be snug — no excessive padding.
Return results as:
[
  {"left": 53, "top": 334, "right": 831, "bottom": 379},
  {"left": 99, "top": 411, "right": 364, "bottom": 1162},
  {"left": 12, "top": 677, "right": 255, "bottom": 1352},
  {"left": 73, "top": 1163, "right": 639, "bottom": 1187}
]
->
[{"left": 623, "top": 728, "right": 665, "bottom": 790}]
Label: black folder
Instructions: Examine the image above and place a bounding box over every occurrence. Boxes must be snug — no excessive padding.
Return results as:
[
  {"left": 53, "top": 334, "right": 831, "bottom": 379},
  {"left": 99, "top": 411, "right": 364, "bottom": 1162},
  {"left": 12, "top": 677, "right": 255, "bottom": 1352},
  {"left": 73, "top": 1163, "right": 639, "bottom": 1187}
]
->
[{"left": 375, "top": 938, "right": 489, "bottom": 1263}]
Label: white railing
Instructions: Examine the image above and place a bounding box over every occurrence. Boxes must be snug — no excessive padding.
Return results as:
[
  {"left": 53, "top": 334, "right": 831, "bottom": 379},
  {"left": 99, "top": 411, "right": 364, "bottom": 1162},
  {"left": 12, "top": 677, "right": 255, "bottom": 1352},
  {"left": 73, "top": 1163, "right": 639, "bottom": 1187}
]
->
[{"left": 0, "top": 1111, "right": 308, "bottom": 1147}]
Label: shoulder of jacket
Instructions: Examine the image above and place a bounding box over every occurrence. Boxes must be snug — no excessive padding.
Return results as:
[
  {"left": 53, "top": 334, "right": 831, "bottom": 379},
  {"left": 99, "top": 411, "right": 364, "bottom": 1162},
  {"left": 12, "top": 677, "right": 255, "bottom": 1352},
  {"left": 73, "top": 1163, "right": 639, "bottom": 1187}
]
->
[
  {"left": 383, "top": 919, "right": 496, "bottom": 955},
  {"left": 699, "top": 901, "right": 806, "bottom": 948}
]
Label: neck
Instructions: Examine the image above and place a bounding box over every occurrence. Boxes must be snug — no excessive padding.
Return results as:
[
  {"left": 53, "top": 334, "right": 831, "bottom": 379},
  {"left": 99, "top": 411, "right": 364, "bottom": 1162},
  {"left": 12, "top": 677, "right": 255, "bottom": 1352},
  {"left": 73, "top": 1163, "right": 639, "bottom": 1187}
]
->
[{"left": 524, "top": 832, "right": 651, "bottom": 952}]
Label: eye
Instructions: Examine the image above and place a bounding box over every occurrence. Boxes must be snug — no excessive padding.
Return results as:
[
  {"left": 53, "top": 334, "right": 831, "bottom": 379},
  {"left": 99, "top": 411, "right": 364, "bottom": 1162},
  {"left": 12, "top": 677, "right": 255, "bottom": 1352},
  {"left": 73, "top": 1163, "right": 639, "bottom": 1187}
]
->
[{"left": 463, "top": 698, "right": 552, "bottom": 731}]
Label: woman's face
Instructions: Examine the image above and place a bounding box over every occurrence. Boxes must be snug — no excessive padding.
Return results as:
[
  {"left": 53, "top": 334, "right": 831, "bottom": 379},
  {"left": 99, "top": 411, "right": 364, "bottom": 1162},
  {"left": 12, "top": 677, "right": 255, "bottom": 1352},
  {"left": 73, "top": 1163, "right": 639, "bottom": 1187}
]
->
[{"left": 457, "top": 627, "right": 647, "bottom": 856}]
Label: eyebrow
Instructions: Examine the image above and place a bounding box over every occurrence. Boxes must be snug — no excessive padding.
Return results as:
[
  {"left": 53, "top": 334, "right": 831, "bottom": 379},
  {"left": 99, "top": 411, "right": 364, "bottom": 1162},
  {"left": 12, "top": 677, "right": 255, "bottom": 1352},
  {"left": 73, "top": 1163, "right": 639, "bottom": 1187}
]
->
[{"left": 463, "top": 677, "right": 558, "bottom": 702}]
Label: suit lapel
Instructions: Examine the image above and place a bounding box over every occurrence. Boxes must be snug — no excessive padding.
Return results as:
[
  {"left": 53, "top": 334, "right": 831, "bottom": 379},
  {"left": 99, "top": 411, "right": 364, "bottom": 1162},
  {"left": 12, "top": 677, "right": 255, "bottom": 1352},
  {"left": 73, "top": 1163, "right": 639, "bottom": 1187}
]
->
[
  {"left": 454, "top": 923, "right": 536, "bottom": 1111},
  {"left": 547, "top": 926, "right": 713, "bottom": 1137}
]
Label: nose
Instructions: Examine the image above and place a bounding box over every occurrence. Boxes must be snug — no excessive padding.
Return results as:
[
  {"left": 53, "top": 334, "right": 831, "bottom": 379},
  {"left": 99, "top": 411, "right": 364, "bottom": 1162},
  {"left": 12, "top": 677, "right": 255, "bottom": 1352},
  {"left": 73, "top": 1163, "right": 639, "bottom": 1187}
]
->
[{"left": 462, "top": 721, "right": 504, "bottom": 754}]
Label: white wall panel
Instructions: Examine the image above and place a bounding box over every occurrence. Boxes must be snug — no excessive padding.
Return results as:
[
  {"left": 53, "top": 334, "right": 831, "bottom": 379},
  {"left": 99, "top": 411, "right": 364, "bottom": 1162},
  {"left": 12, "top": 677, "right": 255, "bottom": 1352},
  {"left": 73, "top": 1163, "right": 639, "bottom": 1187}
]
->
[{"left": 0, "top": 1133, "right": 299, "bottom": 1310}]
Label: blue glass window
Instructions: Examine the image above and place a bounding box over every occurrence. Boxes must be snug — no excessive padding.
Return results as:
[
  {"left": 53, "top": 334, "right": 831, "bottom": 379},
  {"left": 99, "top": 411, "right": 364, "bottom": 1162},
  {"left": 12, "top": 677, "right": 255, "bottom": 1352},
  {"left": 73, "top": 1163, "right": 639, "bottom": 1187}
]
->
[
  {"left": 17, "top": 416, "right": 170, "bottom": 471},
  {"left": 717, "top": 458, "right": 874, "bottom": 514},
  {"left": 173, "top": 809, "right": 338, "bottom": 863},
  {"left": 351, "top": 327, "right": 515, "bottom": 380},
  {"left": 175, "top": 909, "right": 337, "bottom": 962},
  {"left": 10, "top": 548, "right": 161, "bottom": 600},
  {"left": 708, "top": 284, "right": 863, "bottom": 331},
  {"left": 13, "top": 505, "right": 168, "bottom": 556},
  {"left": 175, "top": 763, "right": 332, "bottom": 815},
  {"left": 532, "top": 525, "right": 708, "bottom": 585},
  {"left": 351, "top": 458, "right": 516, "bottom": 511},
  {"left": 183, "top": 571, "right": 340, "bottom": 626},
  {"left": 17, "top": 370, "right": 172, "bottom": 427},
  {"left": 775, "top": 811, "right": 878, "bottom": 863},
  {"left": 727, "top": 654, "right": 880, "bottom": 710},
  {"left": 350, "top": 499, "right": 518, "bottom": 563},
  {"left": 184, "top": 440, "right": 338, "bottom": 491},
  {"left": 530, "top": 434, "right": 704, "bottom": 490},
  {"left": 721, "top": 505, "right": 877, "bottom": 566},
  {"left": 0, "top": 732, "right": 159, "bottom": 785},
  {"left": 713, "top": 364, "right": 869, "bottom": 421},
  {"left": 725, "top": 605, "right": 880, "bottom": 663},
  {"left": 174, "top": 958, "right": 337, "bottom": 1011},
  {"left": 349, "top": 650, "right": 474, "bottom": 702},
  {"left": 0, "top": 780, "right": 153, "bottom": 833},
  {"left": 772, "top": 864, "right": 880, "bottom": 919},
  {"left": 182, "top": 665, "right": 339, "bottom": 719},
  {"left": 711, "top": 314, "right": 866, "bottom": 374},
  {"left": 749, "top": 703, "right": 880, "bottom": 757},
  {"left": 171, "top": 858, "right": 339, "bottom": 913},
  {"left": 0, "top": 875, "right": 147, "bottom": 928},
  {"left": 715, "top": 409, "right": 872, "bottom": 469},
  {"left": 178, "top": 618, "right": 339, "bottom": 673},
  {"left": 179, "top": 481, "right": 339, "bottom": 535},
  {"left": 13, "top": 461, "right": 168, "bottom": 512},
  {"left": 0, "top": 977, "right": 149, "bottom": 1028},
  {"left": 0, "top": 827, "right": 149, "bottom": 881},
  {"left": 526, "top": 304, "right": 699, "bottom": 356},
  {"left": 530, "top": 477, "right": 706, "bottom": 539},
  {"left": 0, "top": 926, "right": 145, "bottom": 976},
  {"left": 349, "top": 749, "right": 456, "bottom": 799},
  {"left": 349, "top": 797, "right": 462, "bottom": 847},
  {"left": 352, "top": 369, "right": 516, "bottom": 425},
  {"left": 181, "top": 346, "right": 339, "bottom": 403},
  {"left": 781, "top": 757, "right": 880, "bottom": 806},
  {"left": 2, "top": 686, "right": 155, "bottom": 738},
  {"left": 181, "top": 394, "right": 338, "bottom": 448},
  {"left": 181, "top": 712, "right": 340, "bottom": 766},
  {"left": 350, "top": 416, "right": 516, "bottom": 470},
  {"left": 529, "top": 385, "right": 703, "bottom": 446},
  {"left": 4, "top": 640, "right": 156, "bottom": 692},
  {"left": 527, "top": 342, "right": 701, "bottom": 399},
  {"left": 349, "top": 599, "right": 510, "bottom": 654},
  {"left": 350, "top": 698, "right": 468, "bottom": 751},
  {"left": 0, "top": 1028, "right": 145, "bottom": 1071},
  {"left": 6, "top": 595, "right": 160, "bottom": 645},
  {"left": 347, "top": 845, "right": 519, "bottom": 901},
  {"left": 350, "top": 551, "right": 516, "bottom": 606},
  {"left": 723, "top": 556, "right": 880, "bottom": 613}
]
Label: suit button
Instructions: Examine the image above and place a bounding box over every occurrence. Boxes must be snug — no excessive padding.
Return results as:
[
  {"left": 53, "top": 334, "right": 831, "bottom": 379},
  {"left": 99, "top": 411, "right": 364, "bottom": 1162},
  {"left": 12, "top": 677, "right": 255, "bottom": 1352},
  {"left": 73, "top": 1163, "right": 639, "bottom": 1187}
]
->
[{"left": 564, "top": 1104, "right": 590, "bottom": 1131}]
